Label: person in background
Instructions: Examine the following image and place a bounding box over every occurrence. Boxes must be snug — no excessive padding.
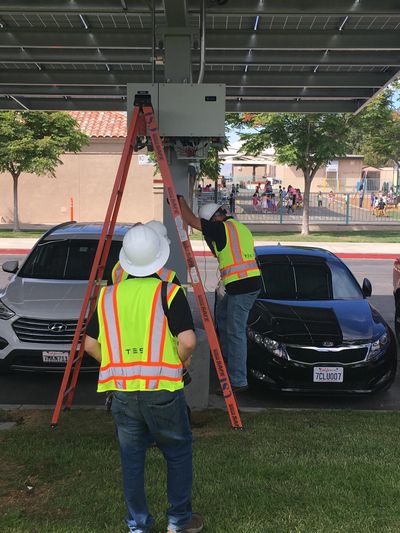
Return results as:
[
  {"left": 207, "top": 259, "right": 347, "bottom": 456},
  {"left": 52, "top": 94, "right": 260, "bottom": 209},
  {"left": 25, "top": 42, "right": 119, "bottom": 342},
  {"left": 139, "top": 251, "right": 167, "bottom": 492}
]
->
[
  {"left": 318, "top": 191, "right": 323, "bottom": 207},
  {"left": 286, "top": 194, "right": 294, "bottom": 214},
  {"left": 261, "top": 193, "right": 268, "bottom": 213},
  {"left": 84, "top": 225, "right": 203, "bottom": 533},
  {"left": 177, "top": 197, "right": 261, "bottom": 393},
  {"left": 252, "top": 192, "right": 260, "bottom": 212},
  {"left": 229, "top": 191, "right": 236, "bottom": 213},
  {"left": 370, "top": 192, "right": 376, "bottom": 211}
]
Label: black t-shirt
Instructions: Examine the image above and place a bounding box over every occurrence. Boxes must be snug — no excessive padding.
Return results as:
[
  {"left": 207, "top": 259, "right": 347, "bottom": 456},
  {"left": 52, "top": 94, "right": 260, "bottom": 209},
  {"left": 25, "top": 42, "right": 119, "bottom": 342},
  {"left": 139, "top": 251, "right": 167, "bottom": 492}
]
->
[
  {"left": 86, "top": 274, "right": 194, "bottom": 339},
  {"left": 200, "top": 217, "right": 261, "bottom": 295}
]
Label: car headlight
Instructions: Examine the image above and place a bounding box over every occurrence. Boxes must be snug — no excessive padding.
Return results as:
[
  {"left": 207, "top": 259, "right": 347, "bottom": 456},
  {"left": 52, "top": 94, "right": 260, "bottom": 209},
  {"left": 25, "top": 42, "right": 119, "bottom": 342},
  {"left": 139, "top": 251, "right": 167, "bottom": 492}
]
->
[
  {"left": 368, "top": 331, "right": 389, "bottom": 361},
  {"left": 248, "top": 328, "right": 288, "bottom": 359},
  {"left": 0, "top": 299, "right": 15, "bottom": 320}
]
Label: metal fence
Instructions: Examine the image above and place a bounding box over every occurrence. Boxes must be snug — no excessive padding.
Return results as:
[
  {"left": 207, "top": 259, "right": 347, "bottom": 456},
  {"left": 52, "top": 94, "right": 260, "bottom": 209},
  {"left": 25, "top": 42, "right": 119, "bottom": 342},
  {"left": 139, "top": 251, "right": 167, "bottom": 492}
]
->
[{"left": 194, "top": 190, "right": 400, "bottom": 225}]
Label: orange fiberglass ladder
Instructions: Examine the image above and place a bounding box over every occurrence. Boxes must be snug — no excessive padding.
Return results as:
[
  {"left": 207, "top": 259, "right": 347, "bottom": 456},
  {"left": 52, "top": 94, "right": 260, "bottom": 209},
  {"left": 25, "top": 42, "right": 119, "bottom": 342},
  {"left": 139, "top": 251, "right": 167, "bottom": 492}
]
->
[{"left": 51, "top": 92, "right": 243, "bottom": 430}]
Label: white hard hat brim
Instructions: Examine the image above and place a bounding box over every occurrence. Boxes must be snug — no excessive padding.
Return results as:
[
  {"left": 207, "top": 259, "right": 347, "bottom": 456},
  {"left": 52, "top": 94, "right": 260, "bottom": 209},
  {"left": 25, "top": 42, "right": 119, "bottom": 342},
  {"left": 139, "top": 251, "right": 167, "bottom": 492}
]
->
[{"left": 119, "top": 235, "right": 170, "bottom": 277}]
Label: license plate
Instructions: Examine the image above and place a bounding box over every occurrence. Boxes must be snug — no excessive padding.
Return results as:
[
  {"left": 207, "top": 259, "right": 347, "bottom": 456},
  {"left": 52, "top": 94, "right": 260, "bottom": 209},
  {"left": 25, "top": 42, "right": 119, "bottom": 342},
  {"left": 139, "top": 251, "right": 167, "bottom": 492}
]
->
[
  {"left": 313, "top": 366, "right": 343, "bottom": 383},
  {"left": 42, "top": 351, "right": 69, "bottom": 363}
]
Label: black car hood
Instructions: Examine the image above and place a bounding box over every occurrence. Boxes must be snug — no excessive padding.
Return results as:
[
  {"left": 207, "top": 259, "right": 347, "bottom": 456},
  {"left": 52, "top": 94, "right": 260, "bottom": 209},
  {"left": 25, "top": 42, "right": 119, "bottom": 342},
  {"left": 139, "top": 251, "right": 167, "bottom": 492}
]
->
[{"left": 250, "top": 299, "right": 385, "bottom": 346}]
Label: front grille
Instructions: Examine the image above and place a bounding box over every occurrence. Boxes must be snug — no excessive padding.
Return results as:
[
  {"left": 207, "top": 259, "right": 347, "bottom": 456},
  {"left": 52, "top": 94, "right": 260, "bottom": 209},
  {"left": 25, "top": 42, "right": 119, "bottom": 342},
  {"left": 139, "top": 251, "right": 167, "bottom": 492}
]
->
[
  {"left": 13, "top": 317, "right": 84, "bottom": 344},
  {"left": 286, "top": 346, "right": 369, "bottom": 365}
]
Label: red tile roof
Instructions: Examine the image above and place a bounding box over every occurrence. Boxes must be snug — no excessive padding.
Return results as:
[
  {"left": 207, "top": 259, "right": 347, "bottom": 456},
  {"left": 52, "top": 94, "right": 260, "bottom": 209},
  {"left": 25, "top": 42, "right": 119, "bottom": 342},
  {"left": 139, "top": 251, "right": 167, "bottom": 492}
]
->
[{"left": 68, "top": 111, "right": 127, "bottom": 138}]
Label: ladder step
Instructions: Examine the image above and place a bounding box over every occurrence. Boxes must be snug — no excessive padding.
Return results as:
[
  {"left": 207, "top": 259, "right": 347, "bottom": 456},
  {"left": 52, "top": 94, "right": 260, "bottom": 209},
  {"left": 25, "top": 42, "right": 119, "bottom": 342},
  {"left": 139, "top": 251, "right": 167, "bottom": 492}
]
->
[{"left": 63, "top": 385, "right": 75, "bottom": 398}]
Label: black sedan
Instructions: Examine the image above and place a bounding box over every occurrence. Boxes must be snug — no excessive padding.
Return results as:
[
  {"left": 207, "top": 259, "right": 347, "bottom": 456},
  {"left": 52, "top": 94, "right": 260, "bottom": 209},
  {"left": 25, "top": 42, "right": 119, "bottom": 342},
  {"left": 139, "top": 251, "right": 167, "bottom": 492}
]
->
[{"left": 247, "top": 246, "right": 397, "bottom": 394}]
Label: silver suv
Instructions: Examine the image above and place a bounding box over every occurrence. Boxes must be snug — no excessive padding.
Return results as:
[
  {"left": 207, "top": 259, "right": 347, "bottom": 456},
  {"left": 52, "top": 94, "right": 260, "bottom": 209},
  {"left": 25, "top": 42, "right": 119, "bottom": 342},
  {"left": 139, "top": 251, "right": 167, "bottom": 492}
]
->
[{"left": 0, "top": 222, "right": 133, "bottom": 372}]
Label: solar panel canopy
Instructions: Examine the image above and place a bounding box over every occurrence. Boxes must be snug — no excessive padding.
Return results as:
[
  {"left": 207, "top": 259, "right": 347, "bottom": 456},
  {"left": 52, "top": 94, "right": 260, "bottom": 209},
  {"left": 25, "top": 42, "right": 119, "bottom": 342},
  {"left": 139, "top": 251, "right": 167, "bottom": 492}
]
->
[{"left": 0, "top": 0, "right": 399, "bottom": 114}]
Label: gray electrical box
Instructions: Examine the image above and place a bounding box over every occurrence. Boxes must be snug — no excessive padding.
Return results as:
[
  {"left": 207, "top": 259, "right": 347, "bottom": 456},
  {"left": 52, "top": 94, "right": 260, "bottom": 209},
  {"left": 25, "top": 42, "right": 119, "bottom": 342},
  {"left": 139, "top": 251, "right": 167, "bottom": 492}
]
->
[{"left": 127, "top": 83, "right": 225, "bottom": 137}]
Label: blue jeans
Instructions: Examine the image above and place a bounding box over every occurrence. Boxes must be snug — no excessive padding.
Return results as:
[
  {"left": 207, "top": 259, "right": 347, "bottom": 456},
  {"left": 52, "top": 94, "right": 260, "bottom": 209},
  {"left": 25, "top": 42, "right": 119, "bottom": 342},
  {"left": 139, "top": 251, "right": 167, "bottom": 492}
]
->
[
  {"left": 111, "top": 389, "right": 193, "bottom": 533},
  {"left": 216, "top": 290, "right": 260, "bottom": 387}
]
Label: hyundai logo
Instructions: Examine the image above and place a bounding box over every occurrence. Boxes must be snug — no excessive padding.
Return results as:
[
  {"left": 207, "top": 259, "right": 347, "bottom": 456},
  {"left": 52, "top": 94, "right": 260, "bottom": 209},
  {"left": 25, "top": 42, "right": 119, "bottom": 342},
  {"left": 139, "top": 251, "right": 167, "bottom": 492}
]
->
[
  {"left": 322, "top": 341, "right": 334, "bottom": 347},
  {"left": 48, "top": 323, "right": 67, "bottom": 333}
]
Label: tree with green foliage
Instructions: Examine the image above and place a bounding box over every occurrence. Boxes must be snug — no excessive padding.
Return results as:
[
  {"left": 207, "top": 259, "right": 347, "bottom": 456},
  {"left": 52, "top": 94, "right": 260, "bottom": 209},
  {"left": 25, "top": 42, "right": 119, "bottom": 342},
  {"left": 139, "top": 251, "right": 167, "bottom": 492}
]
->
[
  {"left": 350, "top": 84, "right": 400, "bottom": 188},
  {"left": 196, "top": 138, "right": 229, "bottom": 202},
  {"left": 228, "top": 113, "right": 352, "bottom": 235},
  {"left": 0, "top": 111, "right": 90, "bottom": 231}
]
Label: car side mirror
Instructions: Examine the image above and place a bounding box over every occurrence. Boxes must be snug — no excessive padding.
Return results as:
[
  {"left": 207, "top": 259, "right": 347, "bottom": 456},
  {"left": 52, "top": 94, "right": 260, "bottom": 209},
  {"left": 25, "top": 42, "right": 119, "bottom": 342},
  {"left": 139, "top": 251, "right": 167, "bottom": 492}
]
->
[
  {"left": 362, "top": 278, "right": 372, "bottom": 297},
  {"left": 2, "top": 260, "right": 19, "bottom": 274}
]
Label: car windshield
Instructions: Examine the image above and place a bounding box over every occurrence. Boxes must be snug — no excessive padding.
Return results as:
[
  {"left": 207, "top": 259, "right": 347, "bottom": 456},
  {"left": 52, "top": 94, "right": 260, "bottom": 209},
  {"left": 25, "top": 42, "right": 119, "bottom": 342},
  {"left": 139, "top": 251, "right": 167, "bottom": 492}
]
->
[
  {"left": 19, "top": 239, "right": 121, "bottom": 281},
  {"left": 258, "top": 255, "right": 363, "bottom": 301}
]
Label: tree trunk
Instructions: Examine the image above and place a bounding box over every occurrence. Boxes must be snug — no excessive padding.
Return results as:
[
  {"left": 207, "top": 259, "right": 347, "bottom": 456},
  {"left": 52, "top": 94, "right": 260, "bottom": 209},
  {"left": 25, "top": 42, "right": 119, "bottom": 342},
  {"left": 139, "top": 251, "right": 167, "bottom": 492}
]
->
[
  {"left": 301, "top": 174, "right": 312, "bottom": 236},
  {"left": 12, "top": 173, "right": 20, "bottom": 232}
]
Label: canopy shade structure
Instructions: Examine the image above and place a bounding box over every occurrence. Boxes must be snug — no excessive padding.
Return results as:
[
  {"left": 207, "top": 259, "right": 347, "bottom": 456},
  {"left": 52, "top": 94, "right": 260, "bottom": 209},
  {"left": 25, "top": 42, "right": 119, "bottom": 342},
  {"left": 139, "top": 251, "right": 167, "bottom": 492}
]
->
[{"left": 0, "top": 0, "right": 399, "bottom": 113}]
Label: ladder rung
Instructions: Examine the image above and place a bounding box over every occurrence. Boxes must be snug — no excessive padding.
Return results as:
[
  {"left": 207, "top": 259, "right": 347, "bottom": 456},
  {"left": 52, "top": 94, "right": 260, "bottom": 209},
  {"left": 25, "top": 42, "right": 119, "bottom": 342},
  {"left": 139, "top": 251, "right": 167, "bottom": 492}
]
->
[{"left": 63, "top": 385, "right": 75, "bottom": 398}]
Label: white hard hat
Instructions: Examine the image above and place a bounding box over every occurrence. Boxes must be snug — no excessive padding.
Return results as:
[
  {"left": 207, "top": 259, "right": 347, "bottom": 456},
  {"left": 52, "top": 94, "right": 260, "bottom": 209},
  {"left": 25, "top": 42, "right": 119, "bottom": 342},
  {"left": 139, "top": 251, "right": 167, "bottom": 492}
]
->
[
  {"left": 119, "top": 225, "right": 170, "bottom": 277},
  {"left": 145, "top": 219, "right": 170, "bottom": 244},
  {"left": 198, "top": 202, "right": 225, "bottom": 221}
]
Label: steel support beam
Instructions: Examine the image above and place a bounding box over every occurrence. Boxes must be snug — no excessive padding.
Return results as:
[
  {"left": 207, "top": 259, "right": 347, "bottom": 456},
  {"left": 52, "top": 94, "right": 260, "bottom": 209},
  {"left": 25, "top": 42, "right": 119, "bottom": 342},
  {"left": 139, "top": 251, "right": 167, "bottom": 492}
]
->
[
  {"left": 0, "top": 70, "right": 393, "bottom": 88},
  {"left": 226, "top": 100, "right": 359, "bottom": 113},
  {"left": 0, "top": 95, "right": 360, "bottom": 113},
  {"left": 1, "top": 49, "right": 400, "bottom": 67},
  {"left": 1, "top": 30, "right": 400, "bottom": 51},
  {"left": 0, "top": 0, "right": 398, "bottom": 16},
  {"left": 0, "top": 85, "right": 375, "bottom": 100}
]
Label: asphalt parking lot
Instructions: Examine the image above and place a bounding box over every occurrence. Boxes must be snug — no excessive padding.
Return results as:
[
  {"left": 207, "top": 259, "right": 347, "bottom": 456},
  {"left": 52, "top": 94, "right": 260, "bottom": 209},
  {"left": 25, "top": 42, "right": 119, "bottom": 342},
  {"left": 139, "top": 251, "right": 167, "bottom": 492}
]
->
[{"left": 0, "top": 254, "right": 398, "bottom": 412}]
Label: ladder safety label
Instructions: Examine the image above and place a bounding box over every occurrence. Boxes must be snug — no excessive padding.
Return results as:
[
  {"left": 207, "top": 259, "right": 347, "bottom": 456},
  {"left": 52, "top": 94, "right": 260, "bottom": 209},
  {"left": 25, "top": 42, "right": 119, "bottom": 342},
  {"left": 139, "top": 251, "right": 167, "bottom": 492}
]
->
[
  {"left": 175, "top": 215, "right": 188, "bottom": 242},
  {"left": 190, "top": 267, "right": 199, "bottom": 284}
]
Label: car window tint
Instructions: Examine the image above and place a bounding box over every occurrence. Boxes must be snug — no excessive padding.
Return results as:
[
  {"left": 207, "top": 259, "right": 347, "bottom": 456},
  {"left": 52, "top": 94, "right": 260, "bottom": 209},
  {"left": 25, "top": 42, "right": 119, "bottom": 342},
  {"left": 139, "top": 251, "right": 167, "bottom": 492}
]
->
[
  {"left": 259, "top": 256, "right": 362, "bottom": 300},
  {"left": 330, "top": 262, "right": 363, "bottom": 299},
  {"left": 294, "top": 264, "right": 332, "bottom": 300},
  {"left": 19, "top": 239, "right": 121, "bottom": 280},
  {"left": 260, "top": 264, "right": 296, "bottom": 299}
]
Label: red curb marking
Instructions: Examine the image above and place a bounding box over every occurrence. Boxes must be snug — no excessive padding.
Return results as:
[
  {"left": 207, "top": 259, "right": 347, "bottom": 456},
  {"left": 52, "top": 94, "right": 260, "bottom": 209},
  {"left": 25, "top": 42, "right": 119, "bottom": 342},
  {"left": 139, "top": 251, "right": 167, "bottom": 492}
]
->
[
  {"left": 336, "top": 253, "right": 399, "bottom": 259},
  {"left": 0, "top": 249, "right": 31, "bottom": 254}
]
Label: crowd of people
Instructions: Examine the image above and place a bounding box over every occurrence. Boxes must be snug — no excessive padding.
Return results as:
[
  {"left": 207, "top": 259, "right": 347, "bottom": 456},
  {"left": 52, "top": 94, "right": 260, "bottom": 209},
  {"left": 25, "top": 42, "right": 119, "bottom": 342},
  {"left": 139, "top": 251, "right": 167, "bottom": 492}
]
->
[
  {"left": 251, "top": 182, "right": 303, "bottom": 214},
  {"left": 370, "top": 188, "right": 398, "bottom": 216}
]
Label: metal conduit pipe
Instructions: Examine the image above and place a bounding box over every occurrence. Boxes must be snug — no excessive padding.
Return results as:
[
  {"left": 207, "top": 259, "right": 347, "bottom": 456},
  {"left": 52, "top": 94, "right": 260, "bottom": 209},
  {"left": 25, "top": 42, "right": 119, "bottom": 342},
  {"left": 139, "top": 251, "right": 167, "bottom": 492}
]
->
[
  {"left": 151, "top": 0, "right": 156, "bottom": 83},
  {"left": 197, "top": 0, "right": 206, "bottom": 83}
]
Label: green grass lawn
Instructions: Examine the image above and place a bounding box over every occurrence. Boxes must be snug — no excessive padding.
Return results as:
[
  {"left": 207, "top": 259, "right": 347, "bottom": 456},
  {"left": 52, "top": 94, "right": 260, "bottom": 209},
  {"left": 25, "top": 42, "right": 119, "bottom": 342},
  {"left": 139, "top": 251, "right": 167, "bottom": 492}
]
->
[
  {"left": 1, "top": 408, "right": 400, "bottom": 532},
  {"left": 190, "top": 230, "right": 400, "bottom": 242},
  {"left": 0, "top": 230, "right": 45, "bottom": 238},
  {"left": 0, "top": 229, "right": 400, "bottom": 243}
]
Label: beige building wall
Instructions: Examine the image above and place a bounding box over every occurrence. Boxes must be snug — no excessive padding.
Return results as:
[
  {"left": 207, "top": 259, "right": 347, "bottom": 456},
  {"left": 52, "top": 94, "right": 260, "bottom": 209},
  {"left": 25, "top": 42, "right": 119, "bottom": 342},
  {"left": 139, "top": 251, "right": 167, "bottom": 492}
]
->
[
  {"left": 337, "top": 158, "right": 364, "bottom": 192},
  {"left": 230, "top": 157, "right": 365, "bottom": 193},
  {"left": 0, "top": 139, "right": 161, "bottom": 226}
]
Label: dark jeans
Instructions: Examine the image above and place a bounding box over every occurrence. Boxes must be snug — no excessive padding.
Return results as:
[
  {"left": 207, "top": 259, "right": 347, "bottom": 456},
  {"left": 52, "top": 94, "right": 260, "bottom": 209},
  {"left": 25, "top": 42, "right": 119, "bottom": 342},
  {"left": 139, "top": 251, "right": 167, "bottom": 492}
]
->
[
  {"left": 216, "top": 290, "right": 260, "bottom": 387},
  {"left": 111, "top": 389, "right": 193, "bottom": 533}
]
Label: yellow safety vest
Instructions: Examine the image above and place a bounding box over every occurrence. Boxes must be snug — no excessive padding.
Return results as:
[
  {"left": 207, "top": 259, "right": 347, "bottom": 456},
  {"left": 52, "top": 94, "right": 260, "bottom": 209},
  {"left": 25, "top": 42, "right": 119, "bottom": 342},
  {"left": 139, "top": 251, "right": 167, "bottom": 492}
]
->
[
  {"left": 111, "top": 261, "right": 176, "bottom": 284},
  {"left": 213, "top": 219, "right": 260, "bottom": 286},
  {"left": 97, "top": 278, "right": 183, "bottom": 392}
]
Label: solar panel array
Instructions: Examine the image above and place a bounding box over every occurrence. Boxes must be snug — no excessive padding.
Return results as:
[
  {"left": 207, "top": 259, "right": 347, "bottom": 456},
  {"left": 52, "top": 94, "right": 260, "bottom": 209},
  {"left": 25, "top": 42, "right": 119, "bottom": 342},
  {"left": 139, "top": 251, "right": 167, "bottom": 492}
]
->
[{"left": 0, "top": 0, "right": 399, "bottom": 113}]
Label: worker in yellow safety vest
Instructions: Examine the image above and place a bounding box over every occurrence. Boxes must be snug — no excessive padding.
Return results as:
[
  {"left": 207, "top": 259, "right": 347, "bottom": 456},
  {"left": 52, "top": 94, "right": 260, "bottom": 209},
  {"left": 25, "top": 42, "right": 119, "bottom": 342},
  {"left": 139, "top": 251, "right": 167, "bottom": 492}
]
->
[
  {"left": 178, "top": 196, "right": 261, "bottom": 393},
  {"left": 84, "top": 224, "right": 204, "bottom": 533},
  {"left": 111, "top": 220, "right": 180, "bottom": 285}
]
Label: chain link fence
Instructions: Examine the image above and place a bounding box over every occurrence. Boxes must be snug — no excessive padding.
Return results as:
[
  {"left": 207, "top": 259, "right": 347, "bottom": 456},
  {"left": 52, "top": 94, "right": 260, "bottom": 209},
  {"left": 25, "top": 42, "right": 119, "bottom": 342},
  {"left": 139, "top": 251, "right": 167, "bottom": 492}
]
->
[{"left": 194, "top": 189, "right": 400, "bottom": 225}]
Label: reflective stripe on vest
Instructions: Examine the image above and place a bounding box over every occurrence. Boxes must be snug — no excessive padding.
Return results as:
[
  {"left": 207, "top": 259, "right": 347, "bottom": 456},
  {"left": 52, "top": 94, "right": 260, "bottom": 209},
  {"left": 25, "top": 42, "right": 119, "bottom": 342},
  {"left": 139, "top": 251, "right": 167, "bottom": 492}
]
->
[
  {"left": 97, "top": 279, "right": 183, "bottom": 392},
  {"left": 111, "top": 261, "right": 128, "bottom": 284},
  {"left": 157, "top": 267, "right": 176, "bottom": 282},
  {"left": 215, "top": 219, "right": 260, "bottom": 285}
]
